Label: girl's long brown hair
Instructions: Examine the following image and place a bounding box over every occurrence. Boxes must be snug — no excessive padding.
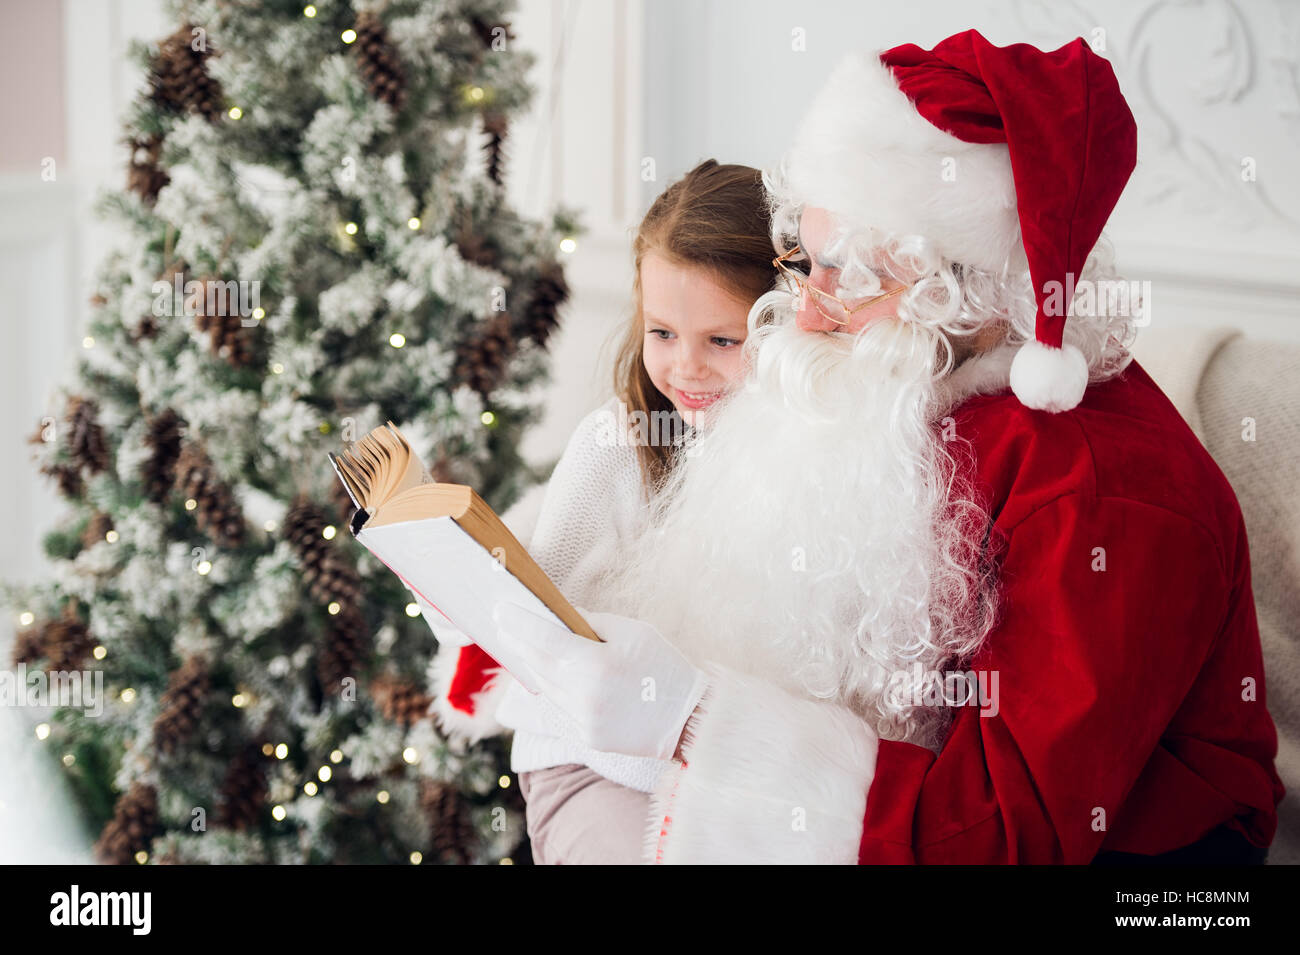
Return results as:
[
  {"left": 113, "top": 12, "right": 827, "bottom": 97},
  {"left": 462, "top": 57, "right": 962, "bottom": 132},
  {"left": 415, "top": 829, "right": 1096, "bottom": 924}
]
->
[{"left": 613, "top": 159, "right": 776, "bottom": 497}]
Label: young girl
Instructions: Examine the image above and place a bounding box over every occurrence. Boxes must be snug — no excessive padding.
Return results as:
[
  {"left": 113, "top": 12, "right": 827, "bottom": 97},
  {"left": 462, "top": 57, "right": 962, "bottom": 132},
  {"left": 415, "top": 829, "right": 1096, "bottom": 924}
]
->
[{"left": 421, "top": 159, "right": 778, "bottom": 863}]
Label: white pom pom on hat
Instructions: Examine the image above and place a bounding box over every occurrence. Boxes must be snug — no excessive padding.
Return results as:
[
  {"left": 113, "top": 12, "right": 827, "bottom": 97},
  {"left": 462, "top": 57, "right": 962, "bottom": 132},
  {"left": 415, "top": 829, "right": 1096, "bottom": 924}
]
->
[{"left": 784, "top": 29, "right": 1138, "bottom": 413}]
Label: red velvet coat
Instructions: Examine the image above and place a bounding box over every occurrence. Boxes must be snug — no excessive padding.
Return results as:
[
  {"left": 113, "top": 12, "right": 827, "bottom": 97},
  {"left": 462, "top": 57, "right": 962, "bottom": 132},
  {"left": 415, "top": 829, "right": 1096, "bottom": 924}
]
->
[{"left": 852, "top": 359, "right": 1283, "bottom": 863}]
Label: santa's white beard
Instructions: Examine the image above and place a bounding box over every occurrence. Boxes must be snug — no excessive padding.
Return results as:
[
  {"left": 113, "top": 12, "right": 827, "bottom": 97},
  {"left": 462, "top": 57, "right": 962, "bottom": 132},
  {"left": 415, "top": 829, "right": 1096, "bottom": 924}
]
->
[{"left": 600, "top": 312, "right": 992, "bottom": 747}]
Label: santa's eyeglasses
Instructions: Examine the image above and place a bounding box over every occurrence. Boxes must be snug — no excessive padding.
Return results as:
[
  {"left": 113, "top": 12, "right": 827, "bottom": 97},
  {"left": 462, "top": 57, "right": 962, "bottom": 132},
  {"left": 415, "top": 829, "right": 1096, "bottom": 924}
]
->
[{"left": 772, "top": 245, "right": 907, "bottom": 325}]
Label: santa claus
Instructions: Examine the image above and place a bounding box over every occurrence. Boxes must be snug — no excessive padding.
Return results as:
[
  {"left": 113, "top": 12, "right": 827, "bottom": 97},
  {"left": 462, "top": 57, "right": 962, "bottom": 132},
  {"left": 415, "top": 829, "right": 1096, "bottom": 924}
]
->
[{"left": 470, "top": 29, "right": 1285, "bottom": 863}]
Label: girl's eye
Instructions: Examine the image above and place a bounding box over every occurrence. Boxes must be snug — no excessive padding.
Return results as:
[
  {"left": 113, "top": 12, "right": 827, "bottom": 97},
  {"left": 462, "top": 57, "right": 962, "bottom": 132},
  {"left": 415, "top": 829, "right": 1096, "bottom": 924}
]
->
[
  {"left": 712, "top": 337, "right": 741, "bottom": 347},
  {"left": 648, "top": 329, "right": 673, "bottom": 340}
]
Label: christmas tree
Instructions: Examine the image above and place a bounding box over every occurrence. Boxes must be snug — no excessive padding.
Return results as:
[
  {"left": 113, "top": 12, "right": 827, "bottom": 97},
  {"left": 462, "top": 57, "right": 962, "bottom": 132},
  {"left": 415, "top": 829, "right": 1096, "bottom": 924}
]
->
[{"left": 3, "top": 0, "right": 577, "bottom": 864}]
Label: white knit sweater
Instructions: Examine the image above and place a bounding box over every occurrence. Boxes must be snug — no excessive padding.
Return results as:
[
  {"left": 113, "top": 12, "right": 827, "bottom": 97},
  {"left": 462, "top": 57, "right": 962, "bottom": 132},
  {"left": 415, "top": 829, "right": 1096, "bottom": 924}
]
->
[{"left": 428, "top": 396, "right": 676, "bottom": 793}]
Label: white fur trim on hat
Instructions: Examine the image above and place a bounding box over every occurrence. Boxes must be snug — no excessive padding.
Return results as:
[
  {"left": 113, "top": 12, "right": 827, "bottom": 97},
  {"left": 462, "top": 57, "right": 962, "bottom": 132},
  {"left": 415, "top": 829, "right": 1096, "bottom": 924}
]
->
[
  {"left": 1009, "top": 340, "right": 1088, "bottom": 413},
  {"left": 784, "top": 51, "right": 1023, "bottom": 272},
  {"left": 426, "top": 642, "right": 509, "bottom": 745}
]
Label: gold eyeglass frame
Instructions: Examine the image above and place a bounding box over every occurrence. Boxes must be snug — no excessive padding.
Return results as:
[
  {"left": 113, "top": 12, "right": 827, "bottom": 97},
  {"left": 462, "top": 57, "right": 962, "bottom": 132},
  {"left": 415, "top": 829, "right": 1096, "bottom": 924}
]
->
[{"left": 772, "top": 245, "right": 907, "bottom": 325}]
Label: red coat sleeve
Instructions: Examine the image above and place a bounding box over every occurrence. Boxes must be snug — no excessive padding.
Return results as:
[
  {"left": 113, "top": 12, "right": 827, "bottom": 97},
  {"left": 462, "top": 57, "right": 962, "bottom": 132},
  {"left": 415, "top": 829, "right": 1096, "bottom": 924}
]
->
[{"left": 858, "top": 492, "right": 1282, "bottom": 863}]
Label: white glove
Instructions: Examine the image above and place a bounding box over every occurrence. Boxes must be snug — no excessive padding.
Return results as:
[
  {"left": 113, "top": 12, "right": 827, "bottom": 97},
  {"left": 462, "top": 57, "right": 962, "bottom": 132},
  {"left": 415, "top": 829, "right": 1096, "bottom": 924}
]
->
[
  {"left": 405, "top": 586, "right": 472, "bottom": 647},
  {"left": 488, "top": 602, "right": 709, "bottom": 761}
]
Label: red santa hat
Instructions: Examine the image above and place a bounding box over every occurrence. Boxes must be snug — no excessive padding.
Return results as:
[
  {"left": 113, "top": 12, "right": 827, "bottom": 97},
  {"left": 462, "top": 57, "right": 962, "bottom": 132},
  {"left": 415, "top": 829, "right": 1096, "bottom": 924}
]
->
[{"left": 783, "top": 29, "right": 1137, "bottom": 412}]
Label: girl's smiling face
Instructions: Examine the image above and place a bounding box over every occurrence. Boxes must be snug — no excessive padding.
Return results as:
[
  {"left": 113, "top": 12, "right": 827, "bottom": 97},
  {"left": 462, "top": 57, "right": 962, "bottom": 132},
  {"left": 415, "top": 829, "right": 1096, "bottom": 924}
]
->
[{"left": 639, "top": 252, "right": 752, "bottom": 427}]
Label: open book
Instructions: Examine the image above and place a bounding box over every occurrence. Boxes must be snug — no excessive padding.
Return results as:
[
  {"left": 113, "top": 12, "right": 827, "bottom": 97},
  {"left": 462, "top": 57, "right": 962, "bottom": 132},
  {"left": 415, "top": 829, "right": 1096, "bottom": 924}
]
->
[{"left": 328, "top": 422, "right": 600, "bottom": 645}]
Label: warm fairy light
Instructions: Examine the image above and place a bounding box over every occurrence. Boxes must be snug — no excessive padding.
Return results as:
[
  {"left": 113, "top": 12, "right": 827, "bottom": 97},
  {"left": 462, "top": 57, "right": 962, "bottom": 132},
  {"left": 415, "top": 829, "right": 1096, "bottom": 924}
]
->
[
  {"left": 327, "top": 601, "right": 341, "bottom": 615},
  {"left": 329, "top": 749, "right": 343, "bottom": 764},
  {"left": 82, "top": 336, "right": 95, "bottom": 349},
  {"left": 263, "top": 519, "right": 277, "bottom": 532},
  {"left": 405, "top": 602, "right": 420, "bottom": 617},
  {"left": 262, "top": 743, "right": 274, "bottom": 756},
  {"left": 407, "top": 217, "right": 420, "bottom": 230},
  {"left": 271, "top": 362, "right": 284, "bottom": 374},
  {"left": 92, "top": 645, "right": 107, "bottom": 660},
  {"left": 500, "top": 858, "right": 514, "bottom": 865},
  {"left": 341, "top": 29, "right": 357, "bottom": 43},
  {"left": 402, "top": 747, "right": 419, "bottom": 764},
  {"left": 62, "top": 754, "right": 75, "bottom": 766},
  {"left": 389, "top": 333, "right": 406, "bottom": 348},
  {"left": 196, "top": 560, "right": 212, "bottom": 575},
  {"left": 480, "top": 411, "right": 495, "bottom": 426},
  {"left": 228, "top": 107, "right": 242, "bottom": 120},
  {"left": 322, "top": 525, "right": 336, "bottom": 540},
  {"left": 35, "top": 723, "right": 50, "bottom": 740},
  {"left": 18, "top": 612, "right": 34, "bottom": 626},
  {"left": 304, "top": 781, "right": 318, "bottom": 796},
  {"left": 271, "top": 805, "right": 286, "bottom": 821},
  {"left": 252, "top": 307, "right": 265, "bottom": 320},
  {"left": 318, "top": 421, "right": 332, "bottom": 435},
  {"left": 120, "top": 688, "right": 136, "bottom": 703},
  {"left": 467, "top": 86, "right": 484, "bottom": 102},
  {"left": 185, "top": 498, "right": 197, "bottom": 510},
  {"left": 559, "top": 237, "right": 577, "bottom": 254},
  {"left": 275, "top": 743, "right": 288, "bottom": 759},
  {"left": 410, "top": 851, "right": 423, "bottom": 864},
  {"left": 135, "top": 851, "right": 148, "bottom": 864},
  {"left": 344, "top": 221, "right": 358, "bottom": 235},
  {"left": 303, "top": 5, "right": 317, "bottom": 17},
  {"left": 105, "top": 529, "right": 119, "bottom": 543},
  {"left": 376, "top": 790, "right": 390, "bottom": 804},
  {"left": 498, "top": 775, "right": 511, "bottom": 789},
  {"left": 231, "top": 693, "right": 247, "bottom": 708},
  {"left": 318, "top": 766, "right": 332, "bottom": 782}
]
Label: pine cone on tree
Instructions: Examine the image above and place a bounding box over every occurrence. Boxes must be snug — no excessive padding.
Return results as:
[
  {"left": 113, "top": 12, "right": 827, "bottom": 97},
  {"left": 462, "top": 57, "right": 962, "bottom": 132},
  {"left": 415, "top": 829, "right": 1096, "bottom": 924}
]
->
[
  {"left": 318, "top": 604, "right": 370, "bottom": 698},
  {"left": 370, "top": 673, "right": 433, "bottom": 728},
  {"left": 470, "top": 17, "right": 517, "bottom": 58},
  {"left": 420, "top": 778, "right": 475, "bottom": 865},
  {"left": 454, "top": 312, "right": 514, "bottom": 398},
  {"left": 81, "top": 511, "right": 115, "bottom": 551},
  {"left": 517, "top": 261, "right": 570, "bottom": 349},
  {"left": 153, "top": 657, "right": 211, "bottom": 756},
  {"left": 142, "top": 409, "right": 185, "bottom": 504},
  {"left": 95, "top": 782, "right": 161, "bottom": 865},
  {"left": 453, "top": 217, "right": 499, "bottom": 270},
  {"left": 282, "top": 497, "right": 361, "bottom": 610},
  {"left": 481, "top": 112, "right": 508, "bottom": 187},
  {"left": 174, "top": 442, "right": 245, "bottom": 548},
  {"left": 67, "top": 396, "right": 111, "bottom": 476},
  {"left": 125, "top": 132, "right": 171, "bottom": 206},
  {"left": 217, "top": 741, "right": 270, "bottom": 830},
  {"left": 149, "top": 23, "right": 225, "bottom": 123},
  {"left": 192, "top": 276, "right": 259, "bottom": 368},
  {"left": 353, "top": 11, "right": 407, "bottom": 112},
  {"left": 12, "top": 607, "right": 95, "bottom": 671}
]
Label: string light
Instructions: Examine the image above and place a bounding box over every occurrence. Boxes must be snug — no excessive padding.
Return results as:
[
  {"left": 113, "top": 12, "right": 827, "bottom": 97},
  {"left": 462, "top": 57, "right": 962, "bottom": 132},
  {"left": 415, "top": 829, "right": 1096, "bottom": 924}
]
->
[
  {"left": 92, "top": 646, "right": 107, "bottom": 660},
  {"left": 231, "top": 693, "right": 247, "bottom": 708},
  {"left": 62, "top": 754, "right": 75, "bottom": 767},
  {"left": 407, "top": 217, "right": 420, "bottom": 230},
  {"left": 410, "top": 851, "right": 423, "bottom": 864},
  {"left": 327, "top": 601, "right": 341, "bottom": 615},
  {"left": 105, "top": 530, "right": 118, "bottom": 543},
  {"left": 498, "top": 775, "right": 511, "bottom": 789},
  {"left": 271, "top": 805, "right": 286, "bottom": 821},
  {"left": 263, "top": 519, "right": 277, "bottom": 532},
  {"left": 389, "top": 333, "right": 406, "bottom": 348},
  {"left": 329, "top": 749, "right": 343, "bottom": 764},
  {"left": 376, "top": 790, "right": 390, "bottom": 804},
  {"left": 318, "top": 766, "right": 332, "bottom": 782},
  {"left": 135, "top": 851, "right": 148, "bottom": 864},
  {"left": 120, "top": 688, "right": 136, "bottom": 703},
  {"left": 262, "top": 743, "right": 275, "bottom": 756},
  {"left": 559, "top": 237, "right": 577, "bottom": 254},
  {"left": 271, "top": 362, "right": 284, "bottom": 374},
  {"left": 228, "top": 107, "right": 242, "bottom": 120},
  {"left": 275, "top": 743, "right": 288, "bottom": 759},
  {"left": 404, "top": 603, "right": 420, "bottom": 617},
  {"left": 18, "top": 612, "right": 34, "bottom": 626},
  {"left": 196, "top": 560, "right": 212, "bottom": 575},
  {"left": 304, "top": 781, "right": 318, "bottom": 796},
  {"left": 303, "top": 5, "right": 317, "bottom": 17},
  {"left": 35, "top": 723, "right": 50, "bottom": 740},
  {"left": 402, "top": 747, "right": 419, "bottom": 764},
  {"left": 322, "top": 525, "right": 336, "bottom": 540},
  {"left": 82, "top": 336, "right": 95, "bottom": 349},
  {"left": 480, "top": 411, "right": 495, "bottom": 426},
  {"left": 344, "top": 222, "right": 358, "bottom": 235},
  {"left": 184, "top": 498, "right": 197, "bottom": 511},
  {"left": 341, "top": 29, "right": 357, "bottom": 44}
]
